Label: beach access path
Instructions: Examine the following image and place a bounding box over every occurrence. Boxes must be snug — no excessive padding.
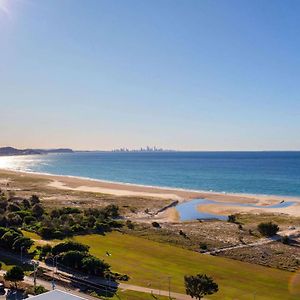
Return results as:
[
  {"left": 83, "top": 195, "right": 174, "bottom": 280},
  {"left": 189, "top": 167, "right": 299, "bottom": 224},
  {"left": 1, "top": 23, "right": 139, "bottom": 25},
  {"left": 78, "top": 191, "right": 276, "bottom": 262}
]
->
[{"left": 206, "top": 227, "right": 300, "bottom": 255}]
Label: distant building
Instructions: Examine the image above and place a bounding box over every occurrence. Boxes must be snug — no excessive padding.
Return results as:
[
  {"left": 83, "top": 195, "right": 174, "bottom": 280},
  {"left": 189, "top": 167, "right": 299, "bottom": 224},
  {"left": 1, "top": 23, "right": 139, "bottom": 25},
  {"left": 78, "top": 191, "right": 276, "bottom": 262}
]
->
[{"left": 28, "top": 290, "right": 88, "bottom": 300}]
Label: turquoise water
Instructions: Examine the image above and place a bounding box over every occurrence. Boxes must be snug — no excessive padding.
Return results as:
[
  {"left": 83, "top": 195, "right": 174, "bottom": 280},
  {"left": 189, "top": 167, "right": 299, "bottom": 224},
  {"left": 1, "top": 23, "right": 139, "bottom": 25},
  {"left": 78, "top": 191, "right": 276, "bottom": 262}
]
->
[{"left": 1, "top": 151, "right": 300, "bottom": 197}]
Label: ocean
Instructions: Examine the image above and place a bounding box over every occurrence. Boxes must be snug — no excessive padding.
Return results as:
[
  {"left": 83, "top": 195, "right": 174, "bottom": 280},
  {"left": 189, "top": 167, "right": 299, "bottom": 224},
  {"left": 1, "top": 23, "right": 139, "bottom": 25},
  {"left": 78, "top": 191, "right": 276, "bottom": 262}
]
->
[{"left": 1, "top": 151, "right": 300, "bottom": 197}]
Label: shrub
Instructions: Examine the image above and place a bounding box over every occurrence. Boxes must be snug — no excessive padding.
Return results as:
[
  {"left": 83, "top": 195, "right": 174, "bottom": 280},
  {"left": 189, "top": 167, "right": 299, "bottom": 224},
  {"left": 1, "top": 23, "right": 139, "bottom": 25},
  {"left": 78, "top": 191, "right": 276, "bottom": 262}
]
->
[
  {"left": 227, "top": 215, "right": 236, "bottom": 223},
  {"left": 152, "top": 222, "right": 160, "bottom": 228},
  {"left": 126, "top": 220, "right": 134, "bottom": 229},
  {"left": 23, "top": 215, "right": 37, "bottom": 225},
  {"left": 257, "top": 222, "right": 279, "bottom": 237},
  {"left": 199, "top": 243, "right": 208, "bottom": 251}
]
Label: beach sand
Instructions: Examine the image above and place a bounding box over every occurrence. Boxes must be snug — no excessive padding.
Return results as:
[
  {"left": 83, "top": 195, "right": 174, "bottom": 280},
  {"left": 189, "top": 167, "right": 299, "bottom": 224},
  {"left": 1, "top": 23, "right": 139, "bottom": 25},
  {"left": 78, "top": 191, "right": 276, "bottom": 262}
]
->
[
  {"left": 197, "top": 202, "right": 300, "bottom": 217},
  {"left": 1, "top": 169, "right": 300, "bottom": 218}
]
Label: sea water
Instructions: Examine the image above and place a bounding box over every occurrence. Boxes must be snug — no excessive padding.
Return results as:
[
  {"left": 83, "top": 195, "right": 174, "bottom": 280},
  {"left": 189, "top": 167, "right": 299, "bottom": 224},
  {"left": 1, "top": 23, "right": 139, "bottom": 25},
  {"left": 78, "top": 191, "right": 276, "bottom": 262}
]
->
[{"left": 1, "top": 151, "right": 300, "bottom": 197}]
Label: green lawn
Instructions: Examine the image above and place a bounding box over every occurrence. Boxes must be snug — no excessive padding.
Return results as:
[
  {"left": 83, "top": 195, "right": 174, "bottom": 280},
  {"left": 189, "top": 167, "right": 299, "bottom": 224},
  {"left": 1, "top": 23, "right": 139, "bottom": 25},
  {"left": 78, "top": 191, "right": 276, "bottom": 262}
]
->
[
  {"left": 96, "top": 289, "right": 170, "bottom": 300},
  {"left": 72, "top": 232, "right": 299, "bottom": 300}
]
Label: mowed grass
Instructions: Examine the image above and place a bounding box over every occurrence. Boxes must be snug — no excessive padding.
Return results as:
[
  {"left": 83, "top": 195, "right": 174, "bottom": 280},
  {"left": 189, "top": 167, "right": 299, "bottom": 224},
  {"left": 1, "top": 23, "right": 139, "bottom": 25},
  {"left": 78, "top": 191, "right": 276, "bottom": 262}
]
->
[
  {"left": 100, "top": 290, "right": 169, "bottom": 300},
  {"left": 73, "top": 232, "right": 299, "bottom": 300}
]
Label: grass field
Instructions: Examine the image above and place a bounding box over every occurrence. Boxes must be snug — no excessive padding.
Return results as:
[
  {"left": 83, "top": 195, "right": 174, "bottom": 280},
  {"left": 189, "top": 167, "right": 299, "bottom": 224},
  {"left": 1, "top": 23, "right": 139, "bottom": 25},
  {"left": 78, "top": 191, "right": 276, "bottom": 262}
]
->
[
  {"left": 71, "top": 232, "right": 299, "bottom": 300},
  {"left": 99, "top": 290, "right": 170, "bottom": 300}
]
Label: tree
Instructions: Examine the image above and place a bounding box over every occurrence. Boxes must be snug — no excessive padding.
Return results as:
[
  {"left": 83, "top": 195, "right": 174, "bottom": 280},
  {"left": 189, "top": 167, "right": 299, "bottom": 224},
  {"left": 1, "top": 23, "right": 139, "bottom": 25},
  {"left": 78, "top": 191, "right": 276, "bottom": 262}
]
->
[
  {"left": 12, "top": 236, "right": 34, "bottom": 253},
  {"left": 22, "top": 198, "right": 31, "bottom": 209},
  {"left": 4, "top": 266, "right": 24, "bottom": 289},
  {"left": 7, "top": 203, "right": 21, "bottom": 212},
  {"left": 60, "top": 250, "right": 87, "bottom": 269},
  {"left": 257, "top": 222, "right": 279, "bottom": 237},
  {"left": 82, "top": 256, "right": 110, "bottom": 276},
  {"left": 30, "top": 195, "right": 40, "bottom": 206},
  {"left": 32, "top": 204, "right": 44, "bottom": 218},
  {"left": 0, "top": 231, "right": 20, "bottom": 249},
  {"left": 184, "top": 274, "right": 218, "bottom": 299},
  {"left": 52, "top": 241, "right": 89, "bottom": 255}
]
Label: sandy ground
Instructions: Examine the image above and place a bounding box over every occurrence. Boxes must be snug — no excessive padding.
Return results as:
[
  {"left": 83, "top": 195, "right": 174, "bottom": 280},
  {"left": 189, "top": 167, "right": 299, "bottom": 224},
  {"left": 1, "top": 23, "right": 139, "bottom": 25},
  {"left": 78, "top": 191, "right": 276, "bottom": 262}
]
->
[
  {"left": 198, "top": 202, "right": 300, "bottom": 217},
  {"left": 2, "top": 168, "right": 300, "bottom": 218},
  {"left": 48, "top": 180, "right": 183, "bottom": 200},
  {"left": 4, "top": 169, "right": 299, "bottom": 203}
]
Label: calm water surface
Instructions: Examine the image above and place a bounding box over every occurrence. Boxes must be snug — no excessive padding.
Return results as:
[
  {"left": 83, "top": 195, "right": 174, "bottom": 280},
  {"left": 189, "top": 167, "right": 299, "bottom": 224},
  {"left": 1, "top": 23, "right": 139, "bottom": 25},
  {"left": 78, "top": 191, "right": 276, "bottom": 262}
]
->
[{"left": 1, "top": 151, "right": 300, "bottom": 197}]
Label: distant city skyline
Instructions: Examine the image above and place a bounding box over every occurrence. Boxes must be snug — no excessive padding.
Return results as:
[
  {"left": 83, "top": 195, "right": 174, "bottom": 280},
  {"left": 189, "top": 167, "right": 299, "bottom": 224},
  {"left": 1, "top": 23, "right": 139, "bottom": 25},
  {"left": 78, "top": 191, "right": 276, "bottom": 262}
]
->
[{"left": 1, "top": 0, "right": 300, "bottom": 151}]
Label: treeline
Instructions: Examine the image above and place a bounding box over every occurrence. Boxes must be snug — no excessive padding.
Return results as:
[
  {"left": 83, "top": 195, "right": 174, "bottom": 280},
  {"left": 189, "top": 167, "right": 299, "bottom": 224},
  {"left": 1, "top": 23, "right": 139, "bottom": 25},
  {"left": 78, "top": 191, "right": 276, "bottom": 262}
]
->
[
  {"left": 41, "top": 241, "right": 110, "bottom": 276},
  {"left": 39, "top": 241, "right": 128, "bottom": 280},
  {"left": 0, "top": 191, "right": 122, "bottom": 239}
]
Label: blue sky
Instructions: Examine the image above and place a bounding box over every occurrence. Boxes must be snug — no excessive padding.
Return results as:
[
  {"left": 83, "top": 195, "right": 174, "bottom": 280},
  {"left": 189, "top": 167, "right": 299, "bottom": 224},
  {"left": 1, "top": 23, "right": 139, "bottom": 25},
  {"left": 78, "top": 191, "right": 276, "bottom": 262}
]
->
[{"left": 0, "top": 0, "right": 299, "bottom": 150}]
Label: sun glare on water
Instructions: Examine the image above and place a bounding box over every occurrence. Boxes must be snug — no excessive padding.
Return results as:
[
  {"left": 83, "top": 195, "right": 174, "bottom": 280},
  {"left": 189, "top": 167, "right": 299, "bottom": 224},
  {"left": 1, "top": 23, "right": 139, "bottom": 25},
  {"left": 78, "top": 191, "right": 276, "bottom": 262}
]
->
[{"left": 0, "top": 156, "right": 38, "bottom": 172}]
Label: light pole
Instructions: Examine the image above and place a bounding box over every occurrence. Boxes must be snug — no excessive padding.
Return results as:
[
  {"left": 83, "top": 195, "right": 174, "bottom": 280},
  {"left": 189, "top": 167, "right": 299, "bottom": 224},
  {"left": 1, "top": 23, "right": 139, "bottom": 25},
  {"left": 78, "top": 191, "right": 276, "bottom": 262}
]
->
[
  {"left": 167, "top": 276, "right": 171, "bottom": 299},
  {"left": 33, "top": 261, "right": 39, "bottom": 294},
  {"left": 51, "top": 255, "right": 59, "bottom": 290}
]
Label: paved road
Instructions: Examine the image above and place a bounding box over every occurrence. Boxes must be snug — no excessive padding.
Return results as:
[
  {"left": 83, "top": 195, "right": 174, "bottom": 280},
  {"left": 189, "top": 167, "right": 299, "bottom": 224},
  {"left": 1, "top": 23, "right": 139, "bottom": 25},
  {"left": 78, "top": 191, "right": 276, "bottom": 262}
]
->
[
  {"left": 0, "top": 270, "right": 97, "bottom": 300},
  {"left": 0, "top": 251, "right": 192, "bottom": 300}
]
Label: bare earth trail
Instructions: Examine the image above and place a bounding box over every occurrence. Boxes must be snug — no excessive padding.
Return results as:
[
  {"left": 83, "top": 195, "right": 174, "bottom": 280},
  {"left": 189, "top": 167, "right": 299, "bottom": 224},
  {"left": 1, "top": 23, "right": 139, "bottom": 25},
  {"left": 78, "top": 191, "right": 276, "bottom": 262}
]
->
[{"left": 206, "top": 227, "right": 300, "bottom": 255}]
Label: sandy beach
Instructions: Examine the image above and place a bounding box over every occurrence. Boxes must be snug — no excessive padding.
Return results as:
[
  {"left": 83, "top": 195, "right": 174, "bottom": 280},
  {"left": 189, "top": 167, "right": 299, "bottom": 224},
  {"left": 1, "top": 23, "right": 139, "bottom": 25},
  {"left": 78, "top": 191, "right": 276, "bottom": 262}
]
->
[
  {"left": 197, "top": 202, "right": 300, "bottom": 217},
  {"left": 1, "top": 168, "right": 300, "bottom": 218}
]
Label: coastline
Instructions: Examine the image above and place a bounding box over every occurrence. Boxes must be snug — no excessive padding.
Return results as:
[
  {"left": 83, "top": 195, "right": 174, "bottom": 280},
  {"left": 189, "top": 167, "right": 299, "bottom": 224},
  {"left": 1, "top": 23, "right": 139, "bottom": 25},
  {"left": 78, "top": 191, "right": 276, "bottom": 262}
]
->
[{"left": 1, "top": 167, "right": 300, "bottom": 206}]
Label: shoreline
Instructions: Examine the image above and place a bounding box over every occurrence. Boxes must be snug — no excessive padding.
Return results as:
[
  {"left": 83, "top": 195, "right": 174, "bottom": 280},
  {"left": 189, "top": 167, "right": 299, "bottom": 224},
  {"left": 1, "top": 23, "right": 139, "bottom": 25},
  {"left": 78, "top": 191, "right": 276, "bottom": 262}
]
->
[{"left": 1, "top": 168, "right": 300, "bottom": 205}]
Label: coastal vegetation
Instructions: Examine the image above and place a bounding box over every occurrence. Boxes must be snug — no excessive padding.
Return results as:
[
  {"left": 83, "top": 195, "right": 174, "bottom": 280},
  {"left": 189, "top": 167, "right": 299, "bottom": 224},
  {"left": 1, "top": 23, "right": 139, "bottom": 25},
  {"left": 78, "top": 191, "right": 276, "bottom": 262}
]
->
[
  {"left": 0, "top": 173, "right": 300, "bottom": 299},
  {"left": 0, "top": 191, "right": 122, "bottom": 239},
  {"left": 257, "top": 222, "right": 280, "bottom": 237},
  {"left": 45, "top": 241, "right": 112, "bottom": 277}
]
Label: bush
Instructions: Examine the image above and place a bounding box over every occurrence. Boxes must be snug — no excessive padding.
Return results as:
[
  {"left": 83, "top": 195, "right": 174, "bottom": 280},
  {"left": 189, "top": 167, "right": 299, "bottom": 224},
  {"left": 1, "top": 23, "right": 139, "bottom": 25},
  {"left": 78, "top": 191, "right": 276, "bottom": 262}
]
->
[
  {"left": 257, "top": 222, "right": 279, "bottom": 237},
  {"left": 152, "top": 222, "right": 160, "bottom": 228},
  {"left": 23, "top": 215, "right": 37, "bottom": 225},
  {"left": 199, "top": 243, "right": 208, "bottom": 251},
  {"left": 227, "top": 215, "right": 236, "bottom": 223},
  {"left": 126, "top": 220, "right": 134, "bottom": 229}
]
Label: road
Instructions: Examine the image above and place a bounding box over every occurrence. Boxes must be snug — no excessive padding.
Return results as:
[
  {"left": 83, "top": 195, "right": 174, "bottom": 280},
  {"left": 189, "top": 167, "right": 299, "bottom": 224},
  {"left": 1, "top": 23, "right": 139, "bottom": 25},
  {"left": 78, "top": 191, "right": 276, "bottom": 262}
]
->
[
  {"left": 0, "top": 270, "right": 97, "bottom": 300},
  {"left": 0, "top": 251, "right": 192, "bottom": 300}
]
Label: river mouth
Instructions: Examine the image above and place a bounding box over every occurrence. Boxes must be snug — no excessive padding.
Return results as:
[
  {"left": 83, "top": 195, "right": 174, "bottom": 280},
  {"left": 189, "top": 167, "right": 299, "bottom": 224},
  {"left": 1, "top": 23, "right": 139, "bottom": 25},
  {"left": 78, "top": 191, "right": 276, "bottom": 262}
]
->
[{"left": 175, "top": 198, "right": 296, "bottom": 221}]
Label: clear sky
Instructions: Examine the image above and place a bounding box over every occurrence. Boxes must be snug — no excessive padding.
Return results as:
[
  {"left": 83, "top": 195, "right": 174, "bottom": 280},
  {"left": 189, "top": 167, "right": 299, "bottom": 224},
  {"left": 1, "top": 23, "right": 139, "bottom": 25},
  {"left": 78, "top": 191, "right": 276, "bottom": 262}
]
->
[{"left": 0, "top": 0, "right": 299, "bottom": 151}]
